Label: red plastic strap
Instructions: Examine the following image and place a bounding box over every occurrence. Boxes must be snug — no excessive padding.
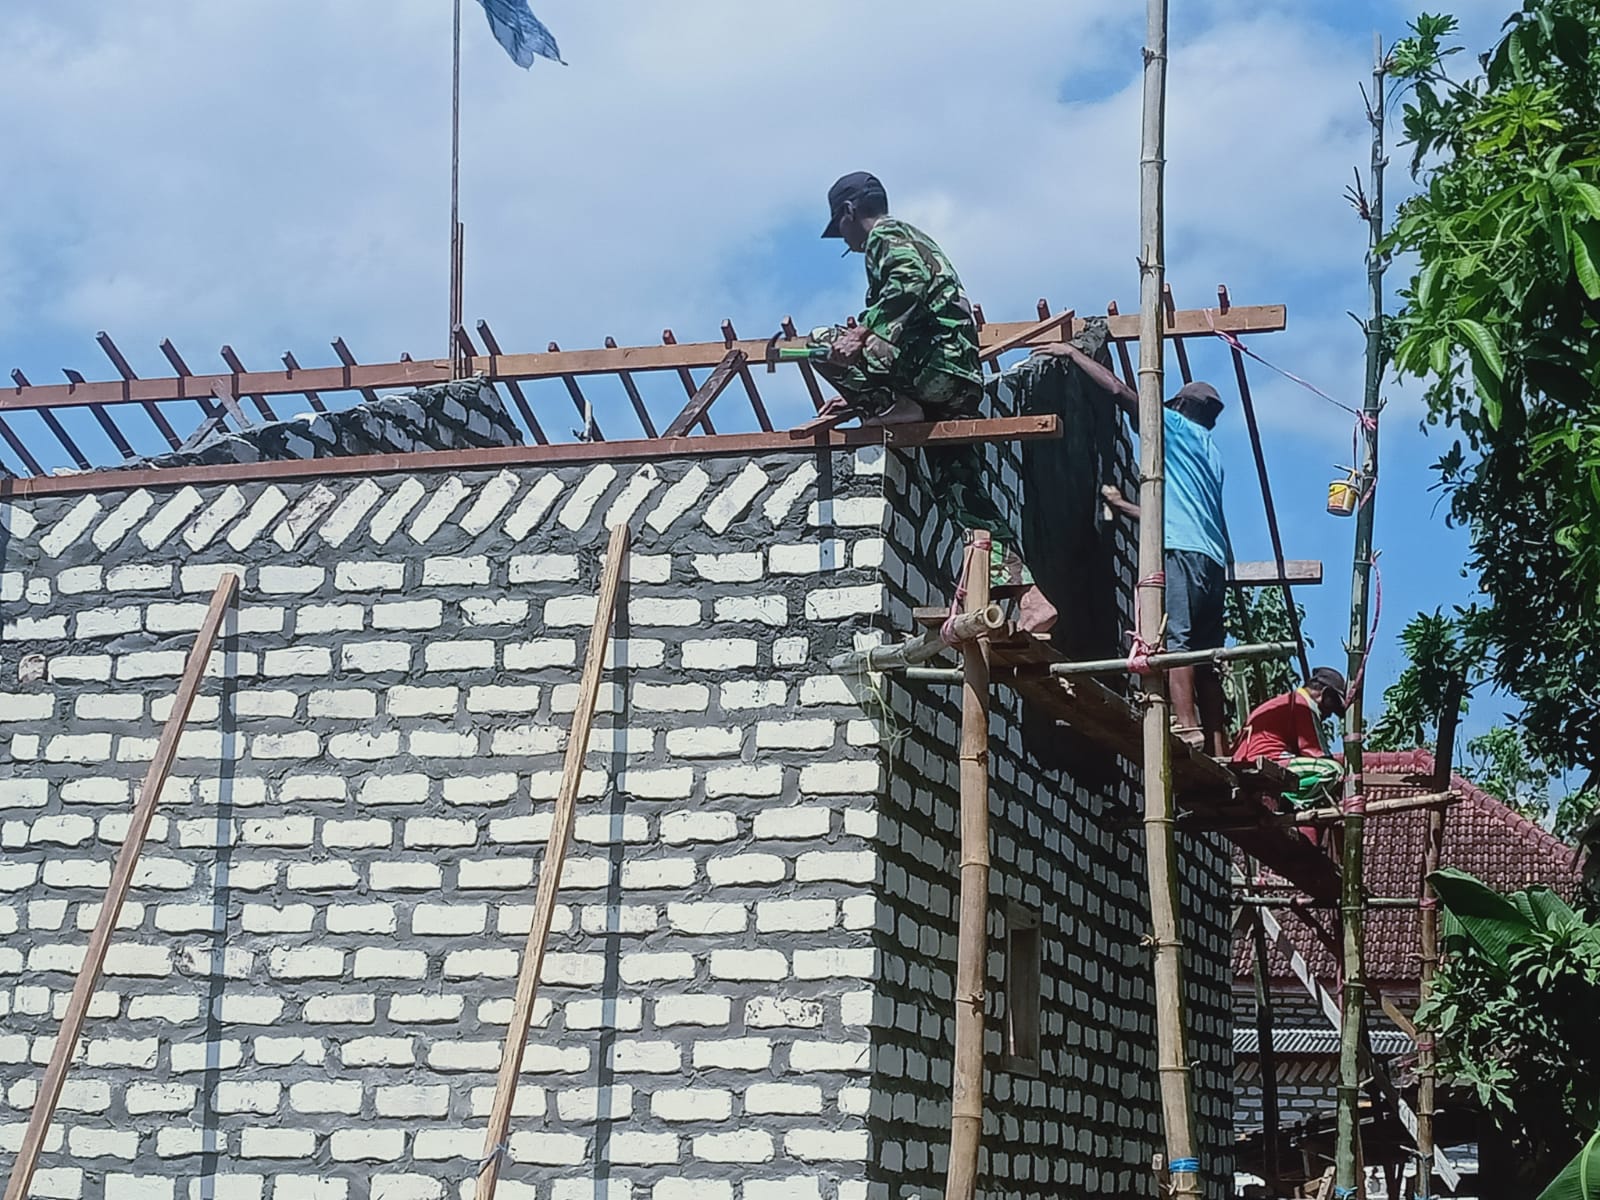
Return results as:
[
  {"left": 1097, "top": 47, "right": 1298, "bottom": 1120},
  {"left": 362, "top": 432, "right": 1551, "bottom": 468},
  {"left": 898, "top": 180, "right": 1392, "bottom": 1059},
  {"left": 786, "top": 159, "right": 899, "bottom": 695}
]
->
[
  {"left": 1342, "top": 793, "right": 1367, "bottom": 816},
  {"left": 1419, "top": 895, "right": 1438, "bottom": 911}
]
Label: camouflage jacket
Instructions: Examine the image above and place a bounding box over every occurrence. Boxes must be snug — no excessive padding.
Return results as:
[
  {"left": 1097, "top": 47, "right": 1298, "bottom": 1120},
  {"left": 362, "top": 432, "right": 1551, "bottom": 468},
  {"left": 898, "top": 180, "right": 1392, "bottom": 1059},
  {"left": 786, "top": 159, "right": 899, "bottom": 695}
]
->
[{"left": 857, "top": 219, "right": 983, "bottom": 388}]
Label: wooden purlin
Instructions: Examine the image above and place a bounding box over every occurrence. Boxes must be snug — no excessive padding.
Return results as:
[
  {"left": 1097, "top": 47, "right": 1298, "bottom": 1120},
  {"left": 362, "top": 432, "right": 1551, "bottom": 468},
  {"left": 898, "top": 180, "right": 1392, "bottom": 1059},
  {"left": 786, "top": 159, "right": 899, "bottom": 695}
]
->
[
  {"left": 1, "top": 304, "right": 1288, "bottom": 415},
  {"left": 0, "top": 414, "right": 1062, "bottom": 500}
]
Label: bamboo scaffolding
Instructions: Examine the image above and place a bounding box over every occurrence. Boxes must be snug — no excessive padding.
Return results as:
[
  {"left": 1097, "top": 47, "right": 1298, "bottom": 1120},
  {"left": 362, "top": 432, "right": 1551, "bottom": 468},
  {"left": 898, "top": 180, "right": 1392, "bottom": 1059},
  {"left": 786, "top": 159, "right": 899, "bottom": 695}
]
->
[
  {"left": 1335, "top": 35, "right": 1387, "bottom": 1199},
  {"left": 1249, "top": 870, "right": 1283, "bottom": 1192},
  {"left": 3, "top": 575, "right": 239, "bottom": 1200},
  {"left": 944, "top": 534, "right": 992, "bottom": 1200},
  {"left": 872, "top": 639, "right": 1295, "bottom": 685},
  {"left": 474, "top": 525, "right": 630, "bottom": 1200},
  {"left": 1136, "top": 0, "right": 1200, "bottom": 1193},
  {"left": 1416, "top": 678, "right": 1463, "bottom": 1199}
]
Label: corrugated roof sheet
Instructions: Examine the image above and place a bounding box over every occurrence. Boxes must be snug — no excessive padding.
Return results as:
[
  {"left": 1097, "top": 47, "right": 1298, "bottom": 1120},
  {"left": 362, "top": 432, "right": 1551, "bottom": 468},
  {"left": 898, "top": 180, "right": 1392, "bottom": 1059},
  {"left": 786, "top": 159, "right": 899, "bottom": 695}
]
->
[
  {"left": 1234, "top": 1026, "right": 1413, "bottom": 1056},
  {"left": 1234, "top": 749, "right": 1583, "bottom": 985}
]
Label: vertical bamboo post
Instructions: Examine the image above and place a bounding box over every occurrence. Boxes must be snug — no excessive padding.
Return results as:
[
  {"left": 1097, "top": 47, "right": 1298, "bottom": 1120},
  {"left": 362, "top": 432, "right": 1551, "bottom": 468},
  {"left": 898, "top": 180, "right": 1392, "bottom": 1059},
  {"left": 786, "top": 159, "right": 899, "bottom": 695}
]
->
[
  {"left": 945, "top": 532, "right": 991, "bottom": 1200},
  {"left": 1335, "top": 32, "right": 1387, "bottom": 1200},
  {"left": 1137, "top": 1, "right": 1200, "bottom": 1195},
  {"left": 1415, "top": 675, "right": 1463, "bottom": 1200},
  {"left": 3, "top": 575, "right": 239, "bottom": 1200},
  {"left": 1251, "top": 907, "right": 1282, "bottom": 1191}
]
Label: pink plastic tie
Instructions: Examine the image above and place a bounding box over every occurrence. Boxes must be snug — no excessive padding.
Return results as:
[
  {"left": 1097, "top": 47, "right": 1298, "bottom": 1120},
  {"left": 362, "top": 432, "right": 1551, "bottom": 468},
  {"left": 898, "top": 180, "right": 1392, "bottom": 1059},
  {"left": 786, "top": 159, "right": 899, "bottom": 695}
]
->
[
  {"left": 942, "top": 532, "right": 992, "bottom": 646},
  {"left": 1126, "top": 570, "right": 1166, "bottom": 675}
]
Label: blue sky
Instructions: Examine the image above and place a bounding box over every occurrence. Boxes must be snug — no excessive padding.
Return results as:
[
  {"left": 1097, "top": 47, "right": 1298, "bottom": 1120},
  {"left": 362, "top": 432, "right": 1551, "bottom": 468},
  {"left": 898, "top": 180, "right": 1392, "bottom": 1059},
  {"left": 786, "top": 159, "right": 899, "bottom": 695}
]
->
[{"left": 0, "top": 1, "right": 1526, "bottom": 751}]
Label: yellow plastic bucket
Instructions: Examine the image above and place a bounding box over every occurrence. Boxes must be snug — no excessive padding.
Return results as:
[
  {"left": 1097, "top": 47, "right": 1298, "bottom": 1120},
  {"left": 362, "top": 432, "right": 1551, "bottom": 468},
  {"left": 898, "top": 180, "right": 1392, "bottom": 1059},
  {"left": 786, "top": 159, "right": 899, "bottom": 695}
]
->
[{"left": 1327, "top": 477, "right": 1358, "bottom": 517}]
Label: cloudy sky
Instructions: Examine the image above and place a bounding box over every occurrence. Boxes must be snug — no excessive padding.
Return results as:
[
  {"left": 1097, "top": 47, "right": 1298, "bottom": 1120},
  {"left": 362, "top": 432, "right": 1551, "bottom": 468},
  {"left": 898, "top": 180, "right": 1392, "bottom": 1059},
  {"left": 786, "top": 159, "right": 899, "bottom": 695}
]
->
[{"left": 2, "top": 1, "right": 1525, "bottom": 746}]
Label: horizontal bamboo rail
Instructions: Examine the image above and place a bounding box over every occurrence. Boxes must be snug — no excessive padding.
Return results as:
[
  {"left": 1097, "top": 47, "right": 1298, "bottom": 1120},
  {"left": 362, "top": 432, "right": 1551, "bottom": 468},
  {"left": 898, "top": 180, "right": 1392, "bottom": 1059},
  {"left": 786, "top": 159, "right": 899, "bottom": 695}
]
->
[{"left": 828, "top": 605, "right": 1007, "bottom": 674}]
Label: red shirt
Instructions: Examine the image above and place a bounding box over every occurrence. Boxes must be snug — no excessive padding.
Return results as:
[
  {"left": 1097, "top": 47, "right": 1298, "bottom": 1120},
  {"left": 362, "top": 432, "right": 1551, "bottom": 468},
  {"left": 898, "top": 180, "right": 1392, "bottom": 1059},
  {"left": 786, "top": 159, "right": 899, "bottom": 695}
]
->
[{"left": 1232, "top": 688, "right": 1326, "bottom": 764}]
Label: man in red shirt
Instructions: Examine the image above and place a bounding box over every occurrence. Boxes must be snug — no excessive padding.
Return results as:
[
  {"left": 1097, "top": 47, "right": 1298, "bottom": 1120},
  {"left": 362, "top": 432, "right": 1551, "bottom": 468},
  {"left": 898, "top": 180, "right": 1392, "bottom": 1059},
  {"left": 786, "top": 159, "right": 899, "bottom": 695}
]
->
[{"left": 1233, "top": 667, "right": 1348, "bottom": 805}]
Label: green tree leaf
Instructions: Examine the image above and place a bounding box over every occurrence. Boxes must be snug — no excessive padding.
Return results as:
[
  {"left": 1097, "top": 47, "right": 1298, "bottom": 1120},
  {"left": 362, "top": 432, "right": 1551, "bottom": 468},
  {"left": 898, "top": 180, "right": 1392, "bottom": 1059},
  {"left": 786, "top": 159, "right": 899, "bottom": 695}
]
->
[
  {"left": 1430, "top": 867, "right": 1539, "bottom": 972},
  {"left": 1576, "top": 223, "right": 1600, "bottom": 299},
  {"left": 1454, "top": 318, "right": 1506, "bottom": 380}
]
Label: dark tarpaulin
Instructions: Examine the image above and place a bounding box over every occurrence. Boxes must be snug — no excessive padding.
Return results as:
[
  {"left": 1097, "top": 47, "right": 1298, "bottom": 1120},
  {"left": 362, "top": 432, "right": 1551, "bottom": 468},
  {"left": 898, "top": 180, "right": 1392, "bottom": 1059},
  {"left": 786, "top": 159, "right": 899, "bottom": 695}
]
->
[{"left": 997, "top": 322, "right": 1132, "bottom": 780}]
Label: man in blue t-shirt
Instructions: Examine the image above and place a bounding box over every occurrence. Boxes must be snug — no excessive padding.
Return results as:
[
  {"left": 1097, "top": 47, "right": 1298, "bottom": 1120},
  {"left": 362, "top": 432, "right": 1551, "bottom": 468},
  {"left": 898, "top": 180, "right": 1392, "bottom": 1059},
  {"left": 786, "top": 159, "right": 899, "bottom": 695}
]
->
[{"left": 1100, "top": 380, "right": 1232, "bottom": 754}]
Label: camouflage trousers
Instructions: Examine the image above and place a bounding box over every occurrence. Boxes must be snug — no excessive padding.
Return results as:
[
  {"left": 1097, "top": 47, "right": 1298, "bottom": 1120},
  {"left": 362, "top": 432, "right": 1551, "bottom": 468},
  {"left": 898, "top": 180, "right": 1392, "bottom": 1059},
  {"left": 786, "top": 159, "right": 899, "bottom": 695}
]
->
[{"left": 809, "top": 326, "right": 1033, "bottom": 591}]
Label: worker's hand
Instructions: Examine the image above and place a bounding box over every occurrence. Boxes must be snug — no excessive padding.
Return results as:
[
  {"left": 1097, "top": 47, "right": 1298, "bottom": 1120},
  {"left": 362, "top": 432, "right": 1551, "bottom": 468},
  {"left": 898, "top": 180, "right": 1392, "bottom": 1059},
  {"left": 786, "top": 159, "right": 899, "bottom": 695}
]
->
[
  {"left": 827, "top": 324, "right": 870, "bottom": 366},
  {"left": 1032, "top": 342, "right": 1081, "bottom": 361},
  {"left": 1100, "top": 484, "right": 1124, "bottom": 505}
]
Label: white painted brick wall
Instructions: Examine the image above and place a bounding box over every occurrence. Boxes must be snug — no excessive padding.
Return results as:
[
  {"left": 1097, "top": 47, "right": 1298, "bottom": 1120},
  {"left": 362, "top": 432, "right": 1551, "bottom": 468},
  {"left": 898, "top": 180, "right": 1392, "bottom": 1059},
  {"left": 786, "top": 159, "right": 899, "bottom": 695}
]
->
[{"left": 0, "top": 437, "right": 1188, "bottom": 1200}]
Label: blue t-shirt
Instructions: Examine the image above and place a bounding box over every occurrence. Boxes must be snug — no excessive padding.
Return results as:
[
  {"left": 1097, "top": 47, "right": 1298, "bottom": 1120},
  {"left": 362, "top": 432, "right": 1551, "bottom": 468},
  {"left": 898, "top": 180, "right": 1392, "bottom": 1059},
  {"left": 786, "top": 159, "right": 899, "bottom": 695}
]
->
[{"left": 1163, "top": 407, "right": 1229, "bottom": 567}]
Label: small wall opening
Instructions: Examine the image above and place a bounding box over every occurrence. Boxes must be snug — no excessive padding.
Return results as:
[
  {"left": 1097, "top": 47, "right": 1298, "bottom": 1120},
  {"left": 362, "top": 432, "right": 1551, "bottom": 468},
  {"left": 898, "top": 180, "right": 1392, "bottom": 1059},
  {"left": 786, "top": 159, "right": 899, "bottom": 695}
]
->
[{"left": 1003, "top": 902, "right": 1042, "bottom": 1076}]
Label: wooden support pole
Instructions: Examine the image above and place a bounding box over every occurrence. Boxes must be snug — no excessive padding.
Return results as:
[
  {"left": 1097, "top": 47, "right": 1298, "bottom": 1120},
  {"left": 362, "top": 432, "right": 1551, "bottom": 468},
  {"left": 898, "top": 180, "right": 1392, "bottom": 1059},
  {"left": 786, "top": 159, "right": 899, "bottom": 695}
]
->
[
  {"left": 1416, "top": 674, "right": 1464, "bottom": 1200},
  {"left": 1138, "top": 0, "right": 1201, "bottom": 1195},
  {"left": 944, "top": 533, "right": 992, "bottom": 1200},
  {"left": 1336, "top": 35, "right": 1387, "bottom": 1200},
  {"left": 3, "top": 574, "right": 239, "bottom": 1200},
  {"left": 474, "top": 524, "right": 630, "bottom": 1200},
  {"left": 1251, "top": 901, "right": 1282, "bottom": 1192}
]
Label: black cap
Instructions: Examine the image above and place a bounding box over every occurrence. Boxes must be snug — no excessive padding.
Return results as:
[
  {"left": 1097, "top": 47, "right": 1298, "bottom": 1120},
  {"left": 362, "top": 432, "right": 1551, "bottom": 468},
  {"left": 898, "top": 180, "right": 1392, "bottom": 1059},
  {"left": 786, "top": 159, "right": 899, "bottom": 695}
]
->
[
  {"left": 1173, "top": 380, "right": 1223, "bottom": 410},
  {"left": 1310, "top": 666, "right": 1348, "bottom": 714},
  {"left": 823, "top": 172, "right": 887, "bottom": 238}
]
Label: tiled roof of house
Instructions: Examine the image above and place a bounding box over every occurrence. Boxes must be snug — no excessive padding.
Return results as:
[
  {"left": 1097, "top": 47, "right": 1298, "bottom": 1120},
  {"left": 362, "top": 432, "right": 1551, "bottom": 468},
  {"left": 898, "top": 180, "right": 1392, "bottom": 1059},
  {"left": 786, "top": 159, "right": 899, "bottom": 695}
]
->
[{"left": 1234, "top": 749, "right": 1584, "bottom": 986}]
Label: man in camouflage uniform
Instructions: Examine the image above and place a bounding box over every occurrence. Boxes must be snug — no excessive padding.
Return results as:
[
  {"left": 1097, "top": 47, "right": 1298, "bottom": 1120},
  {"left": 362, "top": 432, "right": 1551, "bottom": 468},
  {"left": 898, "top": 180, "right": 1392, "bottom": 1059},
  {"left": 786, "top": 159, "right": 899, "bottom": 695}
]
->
[{"left": 811, "top": 172, "right": 1057, "bottom": 633}]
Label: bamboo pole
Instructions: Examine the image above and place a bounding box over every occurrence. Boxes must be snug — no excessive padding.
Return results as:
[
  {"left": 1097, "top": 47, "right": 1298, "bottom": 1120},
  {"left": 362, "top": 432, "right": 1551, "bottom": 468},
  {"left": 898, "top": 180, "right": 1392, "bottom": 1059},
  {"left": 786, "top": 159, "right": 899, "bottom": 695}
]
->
[
  {"left": 1137, "top": 0, "right": 1200, "bottom": 1194},
  {"left": 3, "top": 574, "right": 239, "bottom": 1200},
  {"left": 1335, "top": 33, "right": 1387, "bottom": 1200},
  {"left": 1251, "top": 906, "right": 1282, "bottom": 1191},
  {"left": 1416, "top": 674, "right": 1464, "bottom": 1200},
  {"left": 1049, "top": 640, "right": 1295, "bottom": 677},
  {"left": 883, "top": 640, "right": 1297, "bottom": 686},
  {"left": 474, "top": 524, "right": 630, "bottom": 1200},
  {"left": 944, "top": 532, "right": 992, "bottom": 1200}
]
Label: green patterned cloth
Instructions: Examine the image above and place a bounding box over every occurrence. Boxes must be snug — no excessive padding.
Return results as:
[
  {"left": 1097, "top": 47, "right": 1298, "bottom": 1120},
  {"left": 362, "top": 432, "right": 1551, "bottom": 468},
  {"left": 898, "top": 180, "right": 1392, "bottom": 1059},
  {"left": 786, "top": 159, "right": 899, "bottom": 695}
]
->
[{"left": 1283, "top": 756, "right": 1344, "bottom": 808}]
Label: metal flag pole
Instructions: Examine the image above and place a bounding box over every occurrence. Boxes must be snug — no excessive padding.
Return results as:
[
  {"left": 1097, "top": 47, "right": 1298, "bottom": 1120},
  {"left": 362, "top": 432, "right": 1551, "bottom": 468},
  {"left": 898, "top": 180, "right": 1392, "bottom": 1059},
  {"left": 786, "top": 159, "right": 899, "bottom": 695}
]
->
[{"left": 450, "top": 0, "right": 465, "bottom": 372}]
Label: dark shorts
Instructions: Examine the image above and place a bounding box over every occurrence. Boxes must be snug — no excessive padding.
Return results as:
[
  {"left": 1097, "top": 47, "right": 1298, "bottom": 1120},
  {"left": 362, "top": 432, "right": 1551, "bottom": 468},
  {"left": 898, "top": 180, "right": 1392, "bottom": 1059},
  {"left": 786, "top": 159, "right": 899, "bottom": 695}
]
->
[{"left": 1166, "top": 549, "right": 1225, "bottom": 652}]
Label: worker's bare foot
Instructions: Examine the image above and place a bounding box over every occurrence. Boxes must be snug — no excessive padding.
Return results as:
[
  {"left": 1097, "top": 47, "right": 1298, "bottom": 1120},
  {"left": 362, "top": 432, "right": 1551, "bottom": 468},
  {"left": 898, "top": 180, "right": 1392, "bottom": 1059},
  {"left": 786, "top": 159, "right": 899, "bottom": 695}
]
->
[
  {"left": 1016, "top": 586, "right": 1057, "bottom": 634},
  {"left": 861, "top": 396, "right": 926, "bottom": 426}
]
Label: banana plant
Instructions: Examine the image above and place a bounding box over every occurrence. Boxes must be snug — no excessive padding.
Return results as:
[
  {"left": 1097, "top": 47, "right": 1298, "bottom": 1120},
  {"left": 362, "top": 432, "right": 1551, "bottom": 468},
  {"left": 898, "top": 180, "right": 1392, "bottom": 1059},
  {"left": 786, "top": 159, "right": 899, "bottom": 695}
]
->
[
  {"left": 1539, "top": 1131, "right": 1600, "bottom": 1200},
  {"left": 1421, "top": 867, "right": 1600, "bottom": 1194}
]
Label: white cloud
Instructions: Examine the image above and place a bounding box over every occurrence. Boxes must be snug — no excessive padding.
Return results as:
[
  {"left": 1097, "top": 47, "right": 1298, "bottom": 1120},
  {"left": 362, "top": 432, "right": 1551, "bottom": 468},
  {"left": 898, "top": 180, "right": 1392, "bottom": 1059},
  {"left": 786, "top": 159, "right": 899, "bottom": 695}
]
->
[{"left": 3, "top": 2, "right": 1371, "bottom": 374}]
